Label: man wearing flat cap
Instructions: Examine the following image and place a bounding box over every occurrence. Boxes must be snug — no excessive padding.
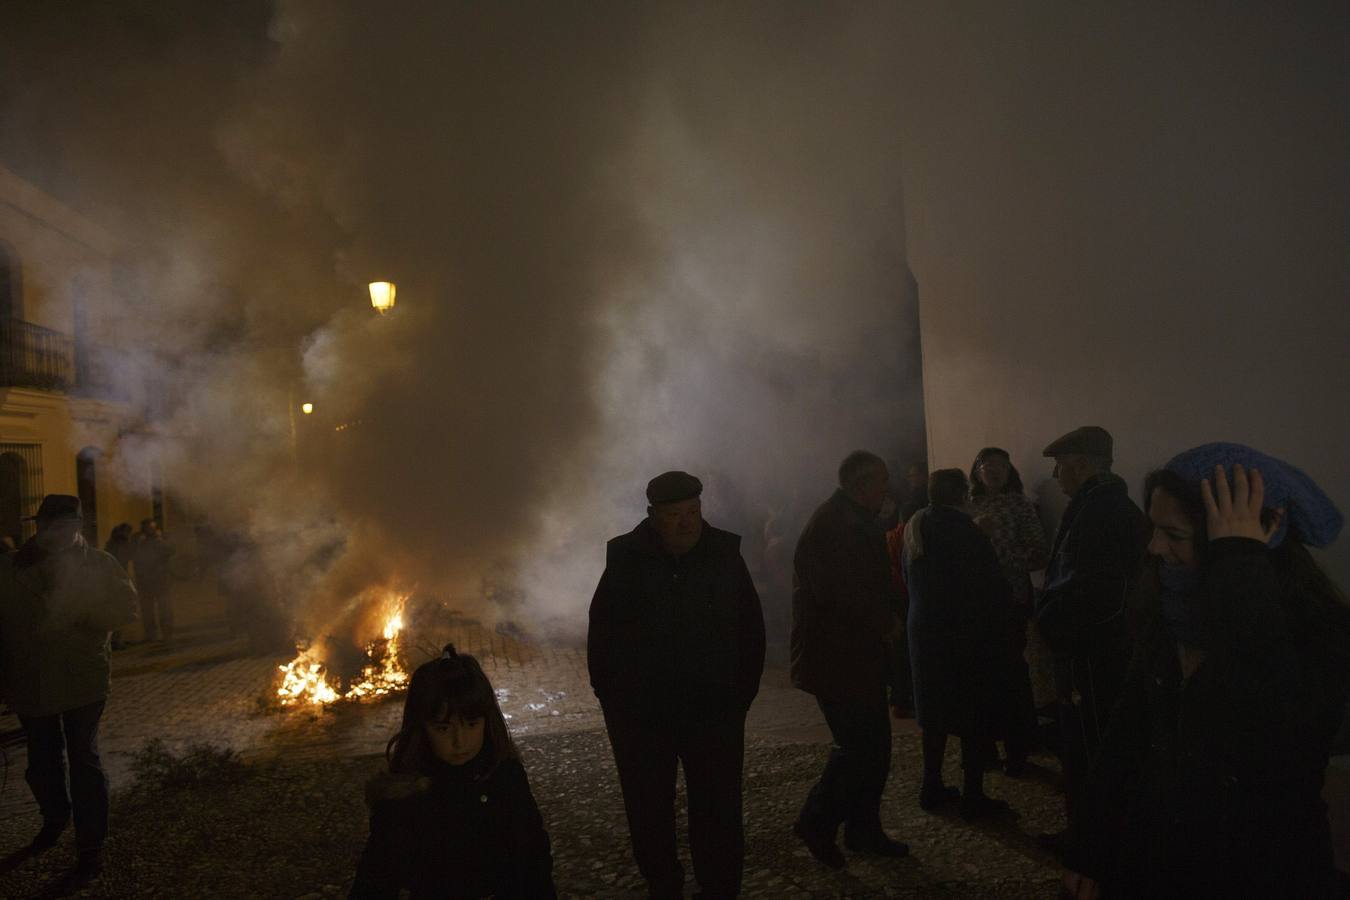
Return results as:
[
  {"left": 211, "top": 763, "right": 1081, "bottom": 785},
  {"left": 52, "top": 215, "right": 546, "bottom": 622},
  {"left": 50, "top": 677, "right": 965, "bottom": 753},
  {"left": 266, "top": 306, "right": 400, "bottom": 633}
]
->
[
  {"left": 1035, "top": 427, "right": 1148, "bottom": 850},
  {"left": 0, "top": 495, "right": 138, "bottom": 882},
  {"left": 588, "top": 470, "right": 765, "bottom": 900}
]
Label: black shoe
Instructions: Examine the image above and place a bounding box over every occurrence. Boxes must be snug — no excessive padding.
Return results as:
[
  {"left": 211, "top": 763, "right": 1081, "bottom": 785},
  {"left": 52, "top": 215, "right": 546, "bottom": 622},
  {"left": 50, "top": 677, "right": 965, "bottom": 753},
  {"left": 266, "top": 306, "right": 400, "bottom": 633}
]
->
[
  {"left": 959, "top": 794, "right": 1012, "bottom": 820},
  {"left": 28, "top": 820, "right": 67, "bottom": 853},
  {"left": 793, "top": 819, "right": 845, "bottom": 870},
  {"left": 844, "top": 830, "right": 910, "bottom": 858},
  {"left": 918, "top": 783, "right": 960, "bottom": 811},
  {"left": 73, "top": 848, "right": 103, "bottom": 882}
]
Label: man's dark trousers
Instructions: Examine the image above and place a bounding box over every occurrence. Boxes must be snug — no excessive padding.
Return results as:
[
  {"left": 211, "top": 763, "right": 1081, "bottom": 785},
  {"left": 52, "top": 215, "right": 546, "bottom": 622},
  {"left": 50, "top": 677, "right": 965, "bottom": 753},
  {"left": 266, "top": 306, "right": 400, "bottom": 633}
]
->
[
  {"left": 604, "top": 708, "right": 746, "bottom": 899},
  {"left": 797, "top": 689, "right": 891, "bottom": 840},
  {"left": 1054, "top": 648, "right": 1126, "bottom": 824},
  {"left": 18, "top": 700, "right": 109, "bottom": 851},
  {"left": 139, "top": 586, "right": 173, "bottom": 640}
]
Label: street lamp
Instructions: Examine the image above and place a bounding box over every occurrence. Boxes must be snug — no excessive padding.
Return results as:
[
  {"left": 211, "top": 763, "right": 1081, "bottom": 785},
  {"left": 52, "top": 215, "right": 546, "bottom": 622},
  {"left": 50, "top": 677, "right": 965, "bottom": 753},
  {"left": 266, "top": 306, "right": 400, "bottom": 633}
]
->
[
  {"left": 301, "top": 402, "right": 314, "bottom": 415},
  {"left": 368, "top": 281, "right": 396, "bottom": 315}
]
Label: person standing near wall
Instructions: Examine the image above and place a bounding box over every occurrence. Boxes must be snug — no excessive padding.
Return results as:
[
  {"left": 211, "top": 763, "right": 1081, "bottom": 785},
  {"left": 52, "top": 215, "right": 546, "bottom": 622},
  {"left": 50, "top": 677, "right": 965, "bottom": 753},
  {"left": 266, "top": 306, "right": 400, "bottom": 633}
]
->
[
  {"left": 103, "top": 523, "right": 135, "bottom": 651},
  {"left": 791, "top": 451, "right": 909, "bottom": 868},
  {"left": 1034, "top": 427, "right": 1148, "bottom": 852},
  {"left": 0, "top": 495, "right": 138, "bottom": 882},
  {"left": 588, "top": 471, "right": 765, "bottom": 900},
  {"left": 132, "top": 518, "right": 175, "bottom": 641}
]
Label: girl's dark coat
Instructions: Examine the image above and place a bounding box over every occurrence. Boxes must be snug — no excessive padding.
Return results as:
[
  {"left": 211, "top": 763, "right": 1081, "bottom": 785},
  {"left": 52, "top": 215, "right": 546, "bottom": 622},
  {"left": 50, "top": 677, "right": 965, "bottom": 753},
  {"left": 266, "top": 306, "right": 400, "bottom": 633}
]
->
[
  {"left": 1066, "top": 538, "right": 1350, "bottom": 899},
  {"left": 902, "top": 504, "right": 1019, "bottom": 737},
  {"left": 350, "top": 756, "right": 556, "bottom": 899}
]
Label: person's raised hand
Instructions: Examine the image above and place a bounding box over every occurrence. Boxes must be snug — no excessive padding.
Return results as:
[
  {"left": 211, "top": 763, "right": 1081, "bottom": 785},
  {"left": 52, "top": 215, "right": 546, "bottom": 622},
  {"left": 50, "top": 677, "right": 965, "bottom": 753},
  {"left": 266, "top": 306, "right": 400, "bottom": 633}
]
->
[{"left": 1201, "top": 464, "right": 1285, "bottom": 544}]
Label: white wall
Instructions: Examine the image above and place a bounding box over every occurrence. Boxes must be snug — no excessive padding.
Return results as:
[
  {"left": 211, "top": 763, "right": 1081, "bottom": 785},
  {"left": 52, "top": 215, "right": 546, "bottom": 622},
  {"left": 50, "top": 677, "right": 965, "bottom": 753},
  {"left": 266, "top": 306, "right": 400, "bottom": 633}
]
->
[{"left": 896, "top": 4, "right": 1350, "bottom": 585}]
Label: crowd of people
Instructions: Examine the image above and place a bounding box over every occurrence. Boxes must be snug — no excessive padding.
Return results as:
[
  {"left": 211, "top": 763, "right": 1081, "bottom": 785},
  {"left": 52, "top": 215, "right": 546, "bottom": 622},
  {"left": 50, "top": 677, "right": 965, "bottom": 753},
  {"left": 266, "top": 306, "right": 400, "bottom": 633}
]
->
[{"left": 0, "top": 424, "right": 1346, "bottom": 898}]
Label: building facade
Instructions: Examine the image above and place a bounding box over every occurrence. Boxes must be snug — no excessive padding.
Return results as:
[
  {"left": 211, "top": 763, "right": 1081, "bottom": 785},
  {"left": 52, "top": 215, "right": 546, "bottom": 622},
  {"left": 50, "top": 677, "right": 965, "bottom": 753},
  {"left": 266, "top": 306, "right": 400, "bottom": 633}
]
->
[{"left": 0, "top": 162, "right": 166, "bottom": 550}]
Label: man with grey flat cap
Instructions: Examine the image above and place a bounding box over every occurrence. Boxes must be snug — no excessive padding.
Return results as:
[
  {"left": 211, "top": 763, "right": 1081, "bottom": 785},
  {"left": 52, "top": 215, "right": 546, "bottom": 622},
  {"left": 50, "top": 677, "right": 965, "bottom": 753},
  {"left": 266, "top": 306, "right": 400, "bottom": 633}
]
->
[
  {"left": 1035, "top": 427, "right": 1147, "bottom": 850},
  {"left": 0, "top": 495, "right": 138, "bottom": 882},
  {"left": 588, "top": 471, "right": 765, "bottom": 900}
]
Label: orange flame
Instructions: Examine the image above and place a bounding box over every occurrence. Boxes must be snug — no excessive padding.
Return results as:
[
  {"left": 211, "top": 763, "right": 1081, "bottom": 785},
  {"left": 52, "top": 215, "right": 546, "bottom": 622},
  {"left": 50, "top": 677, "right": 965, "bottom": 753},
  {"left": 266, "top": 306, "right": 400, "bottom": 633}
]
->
[{"left": 277, "top": 594, "right": 409, "bottom": 707}]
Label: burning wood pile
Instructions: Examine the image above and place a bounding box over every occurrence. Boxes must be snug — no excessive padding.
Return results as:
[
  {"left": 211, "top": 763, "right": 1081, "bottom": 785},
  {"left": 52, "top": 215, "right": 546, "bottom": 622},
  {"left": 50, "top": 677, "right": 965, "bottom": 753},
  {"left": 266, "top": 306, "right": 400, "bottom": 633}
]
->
[{"left": 276, "top": 593, "right": 410, "bottom": 707}]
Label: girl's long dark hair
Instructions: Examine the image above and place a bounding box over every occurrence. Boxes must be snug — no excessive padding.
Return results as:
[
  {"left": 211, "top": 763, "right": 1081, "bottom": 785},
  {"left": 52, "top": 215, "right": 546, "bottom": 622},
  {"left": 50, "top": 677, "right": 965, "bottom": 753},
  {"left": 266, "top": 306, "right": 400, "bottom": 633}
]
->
[
  {"left": 969, "top": 447, "right": 1025, "bottom": 498},
  {"left": 386, "top": 643, "right": 517, "bottom": 779}
]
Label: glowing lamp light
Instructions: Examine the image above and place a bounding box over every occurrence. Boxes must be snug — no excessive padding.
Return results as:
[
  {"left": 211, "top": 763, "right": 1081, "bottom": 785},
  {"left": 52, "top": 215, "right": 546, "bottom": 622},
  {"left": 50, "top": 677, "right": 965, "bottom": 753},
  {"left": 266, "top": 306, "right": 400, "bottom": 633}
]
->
[
  {"left": 368, "top": 281, "right": 396, "bottom": 315},
  {"left": 301, "top": 402, "right": 314, "bottom": 415}
]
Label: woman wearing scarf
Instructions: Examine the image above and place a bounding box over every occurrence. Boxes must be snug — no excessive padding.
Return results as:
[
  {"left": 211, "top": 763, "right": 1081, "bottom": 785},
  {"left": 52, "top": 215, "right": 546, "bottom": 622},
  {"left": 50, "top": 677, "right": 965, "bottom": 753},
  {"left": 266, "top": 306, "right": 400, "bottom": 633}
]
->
[{"left": 1062, "top": 443, "right": 1350, "bottom": 899}]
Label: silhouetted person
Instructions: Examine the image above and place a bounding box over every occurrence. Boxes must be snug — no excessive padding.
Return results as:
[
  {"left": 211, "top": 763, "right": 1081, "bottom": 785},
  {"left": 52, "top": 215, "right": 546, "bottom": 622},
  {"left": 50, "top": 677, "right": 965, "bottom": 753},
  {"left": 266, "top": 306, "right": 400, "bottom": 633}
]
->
[
  {"left": 1034, "top": 427, "right": 1147, "bottom": 852},
  {"left": 791, "top": 451, "right": 908, "bottom": 868},
  {"left": 103, "top": 523, "right": 135, "bottom": 651},
  {"left": 588, "top": 471, "right": 765, "bottom": 899},
  {"left": 0, "top": 495, "right": 137, "bottom": 883},
  {"left": 969, "top": 447, "right": 1050, "bottom": 774},
  {"left": 132, "top": 518, "right": 175, "bottom": 641},
  {"left": 903, "top": 469, "right": 1016, "bottom": 818}
]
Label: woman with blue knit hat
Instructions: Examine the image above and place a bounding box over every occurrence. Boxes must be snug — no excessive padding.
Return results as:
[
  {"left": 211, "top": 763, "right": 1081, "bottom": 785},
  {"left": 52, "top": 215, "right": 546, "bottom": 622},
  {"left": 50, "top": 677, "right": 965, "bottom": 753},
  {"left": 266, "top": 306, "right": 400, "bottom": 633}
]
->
[{"left": 1062, "top": 443, "right": 1350, "bottom": 900}]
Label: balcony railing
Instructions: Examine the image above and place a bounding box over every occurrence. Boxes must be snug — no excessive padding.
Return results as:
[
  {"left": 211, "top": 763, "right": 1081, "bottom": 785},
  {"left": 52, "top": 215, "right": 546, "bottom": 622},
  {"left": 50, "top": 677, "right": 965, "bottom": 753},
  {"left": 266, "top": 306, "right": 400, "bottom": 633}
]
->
[{"left": 0, "top": 317, "right": 72, "bottom": 391}]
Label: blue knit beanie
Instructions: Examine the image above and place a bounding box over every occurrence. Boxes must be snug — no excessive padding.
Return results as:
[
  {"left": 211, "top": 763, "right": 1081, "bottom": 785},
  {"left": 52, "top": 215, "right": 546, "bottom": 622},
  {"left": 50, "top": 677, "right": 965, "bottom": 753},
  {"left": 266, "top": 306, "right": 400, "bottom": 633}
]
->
[{"left": 1164, "top": 442, "right": 1342, "bottom": 549}]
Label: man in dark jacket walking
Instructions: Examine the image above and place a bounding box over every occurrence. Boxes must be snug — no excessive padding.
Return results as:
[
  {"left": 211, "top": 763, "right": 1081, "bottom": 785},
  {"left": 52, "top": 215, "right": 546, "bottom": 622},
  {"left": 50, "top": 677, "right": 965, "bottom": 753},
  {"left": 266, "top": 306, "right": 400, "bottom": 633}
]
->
[
  {"left": 1034, "top": 426, "right": 1148, "bottom": 848},
  {"left": 0, "top": 496, "right": 138, "bottom": 882},
  {"left": 791, "top": 451, "right": 908, "bottom": 868},
  {"left": 588, "top": 471, "right": 765, "bottom": 900}
]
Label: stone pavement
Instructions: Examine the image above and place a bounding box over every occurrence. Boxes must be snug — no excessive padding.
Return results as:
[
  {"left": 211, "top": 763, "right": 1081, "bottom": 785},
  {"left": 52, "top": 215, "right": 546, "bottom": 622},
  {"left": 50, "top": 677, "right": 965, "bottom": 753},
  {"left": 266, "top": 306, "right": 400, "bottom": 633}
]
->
[{"left": 0, "top": 578, "right": 1345, "bottom": 897}]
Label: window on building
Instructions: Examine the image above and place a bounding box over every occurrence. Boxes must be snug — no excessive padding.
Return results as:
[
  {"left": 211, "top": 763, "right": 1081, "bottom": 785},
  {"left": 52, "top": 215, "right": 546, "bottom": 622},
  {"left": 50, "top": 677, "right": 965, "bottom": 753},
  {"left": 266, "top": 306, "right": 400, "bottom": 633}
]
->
[{"left": 0, "top": 443, "right": 43, "bottom": 545}]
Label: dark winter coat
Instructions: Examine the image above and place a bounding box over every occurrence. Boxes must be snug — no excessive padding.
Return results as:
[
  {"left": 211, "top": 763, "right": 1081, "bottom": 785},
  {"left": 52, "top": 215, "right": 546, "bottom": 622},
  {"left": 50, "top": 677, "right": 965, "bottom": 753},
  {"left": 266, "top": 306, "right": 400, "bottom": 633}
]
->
[
  {"left": 902, "top": 505, "right": 1018, "bottom": 737},
  {"left": 1035, "top": 472, "right": 1148, "bottom": 659},
  {"left": 0, "top": 538, "right": 138, "bottom": 717},
  {"left": 132, "top": 533, "right": 175, "bottom": 595},
  {"left": 1066, "top": 538, "right": 1350, "bottom": 899},
  {"left": 790, "top": 490, "right": 900, "bottom": 703},
  {"left": 350, "top": 755, "right": 556, "bottom": 899},
  {"left": 587, "top": 520, "right": 765, "bottom": 723}
]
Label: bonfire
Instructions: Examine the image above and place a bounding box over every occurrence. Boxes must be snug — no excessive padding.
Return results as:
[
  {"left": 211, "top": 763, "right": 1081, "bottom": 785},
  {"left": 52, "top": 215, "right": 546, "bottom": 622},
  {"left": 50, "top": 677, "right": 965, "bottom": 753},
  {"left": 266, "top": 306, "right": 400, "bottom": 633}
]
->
[{"left": 277, "top": 594, "right": 410, "bottom": 707}]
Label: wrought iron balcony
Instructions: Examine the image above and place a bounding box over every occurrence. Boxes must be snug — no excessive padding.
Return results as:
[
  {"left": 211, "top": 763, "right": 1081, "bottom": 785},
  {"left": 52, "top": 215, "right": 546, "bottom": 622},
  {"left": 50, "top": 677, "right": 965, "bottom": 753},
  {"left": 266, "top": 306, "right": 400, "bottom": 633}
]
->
[{"left": 0, "top": 317, "right": 72, "bottom": 391}]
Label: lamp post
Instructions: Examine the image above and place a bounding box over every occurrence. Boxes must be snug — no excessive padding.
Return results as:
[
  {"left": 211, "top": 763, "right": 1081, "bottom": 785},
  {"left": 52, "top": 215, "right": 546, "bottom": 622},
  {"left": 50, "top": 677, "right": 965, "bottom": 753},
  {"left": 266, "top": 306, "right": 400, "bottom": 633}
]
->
[{"left": 368, "top": 281, "right": 396, "bottom": 315}]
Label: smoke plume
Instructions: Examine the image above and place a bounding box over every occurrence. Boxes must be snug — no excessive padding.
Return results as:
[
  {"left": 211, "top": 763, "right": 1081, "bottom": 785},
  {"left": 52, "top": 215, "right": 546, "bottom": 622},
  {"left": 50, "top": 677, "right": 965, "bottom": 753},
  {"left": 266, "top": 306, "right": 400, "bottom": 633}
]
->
[{"left": 0, "top": 1, "right": 922, "bottom": 650}]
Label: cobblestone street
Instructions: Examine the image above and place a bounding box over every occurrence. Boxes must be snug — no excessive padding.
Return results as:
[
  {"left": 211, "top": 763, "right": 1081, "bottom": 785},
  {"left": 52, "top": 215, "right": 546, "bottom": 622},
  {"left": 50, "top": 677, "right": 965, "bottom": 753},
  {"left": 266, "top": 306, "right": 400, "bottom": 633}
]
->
[{"left": 0, "top": 584, "right": 1344, "bottom": 898}]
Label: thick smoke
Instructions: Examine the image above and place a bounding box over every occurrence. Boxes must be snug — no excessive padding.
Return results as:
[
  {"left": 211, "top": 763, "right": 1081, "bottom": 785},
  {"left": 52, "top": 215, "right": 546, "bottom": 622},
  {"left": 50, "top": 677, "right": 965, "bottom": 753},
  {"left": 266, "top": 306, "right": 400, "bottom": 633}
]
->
[{"left": 0, "top": 1, "right": 921, "bottom": 650}]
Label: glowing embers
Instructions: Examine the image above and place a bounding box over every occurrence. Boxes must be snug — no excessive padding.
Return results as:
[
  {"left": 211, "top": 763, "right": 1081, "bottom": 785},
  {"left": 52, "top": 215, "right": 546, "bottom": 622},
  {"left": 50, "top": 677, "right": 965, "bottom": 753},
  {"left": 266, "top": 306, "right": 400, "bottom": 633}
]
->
[{"left": 276, "top": 595, "right": 409, "bottom": 707}]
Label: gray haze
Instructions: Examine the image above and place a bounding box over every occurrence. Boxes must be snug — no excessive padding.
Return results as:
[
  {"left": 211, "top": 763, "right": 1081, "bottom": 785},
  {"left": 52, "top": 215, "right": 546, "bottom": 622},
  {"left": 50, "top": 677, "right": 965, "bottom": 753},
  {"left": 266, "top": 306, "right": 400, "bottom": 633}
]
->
[{"left": 0, "top": 2, "right": 922, "bottom": 648}]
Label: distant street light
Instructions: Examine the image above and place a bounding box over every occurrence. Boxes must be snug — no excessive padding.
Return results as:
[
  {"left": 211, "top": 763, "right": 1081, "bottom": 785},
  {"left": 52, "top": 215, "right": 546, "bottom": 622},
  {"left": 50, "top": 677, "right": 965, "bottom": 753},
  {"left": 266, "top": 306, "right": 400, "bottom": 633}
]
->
[
  {"left": 368, "top": 281, "right": 396, "bottom": 315},
  {"left": 301, "top": 402, "right": 314, "bottom": 415}
]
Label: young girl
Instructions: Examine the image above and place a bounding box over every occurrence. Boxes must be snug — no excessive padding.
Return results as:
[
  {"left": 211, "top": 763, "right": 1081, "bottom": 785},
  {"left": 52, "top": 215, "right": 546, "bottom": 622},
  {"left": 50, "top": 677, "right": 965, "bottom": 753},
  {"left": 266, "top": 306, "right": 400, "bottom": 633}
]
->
[{"left": 350, "top": 644, "right": 556, "bottom": 899}]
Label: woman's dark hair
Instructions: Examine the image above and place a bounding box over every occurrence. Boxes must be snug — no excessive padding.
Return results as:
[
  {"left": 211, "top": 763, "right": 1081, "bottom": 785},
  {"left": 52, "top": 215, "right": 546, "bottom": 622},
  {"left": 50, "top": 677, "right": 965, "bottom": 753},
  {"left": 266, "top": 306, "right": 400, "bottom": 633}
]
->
[
  {"left": 969, "top": 447, "right": 1025, "bottom": 498},
  {"left": 1138, "top": 469, "right": 1350, "bottom": 669},
  {"left": 928, "top": 468, "right": 969, "bottom": 508},
  {"left": 386, "top": 643, "right": 517, "bottom": 778}
]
